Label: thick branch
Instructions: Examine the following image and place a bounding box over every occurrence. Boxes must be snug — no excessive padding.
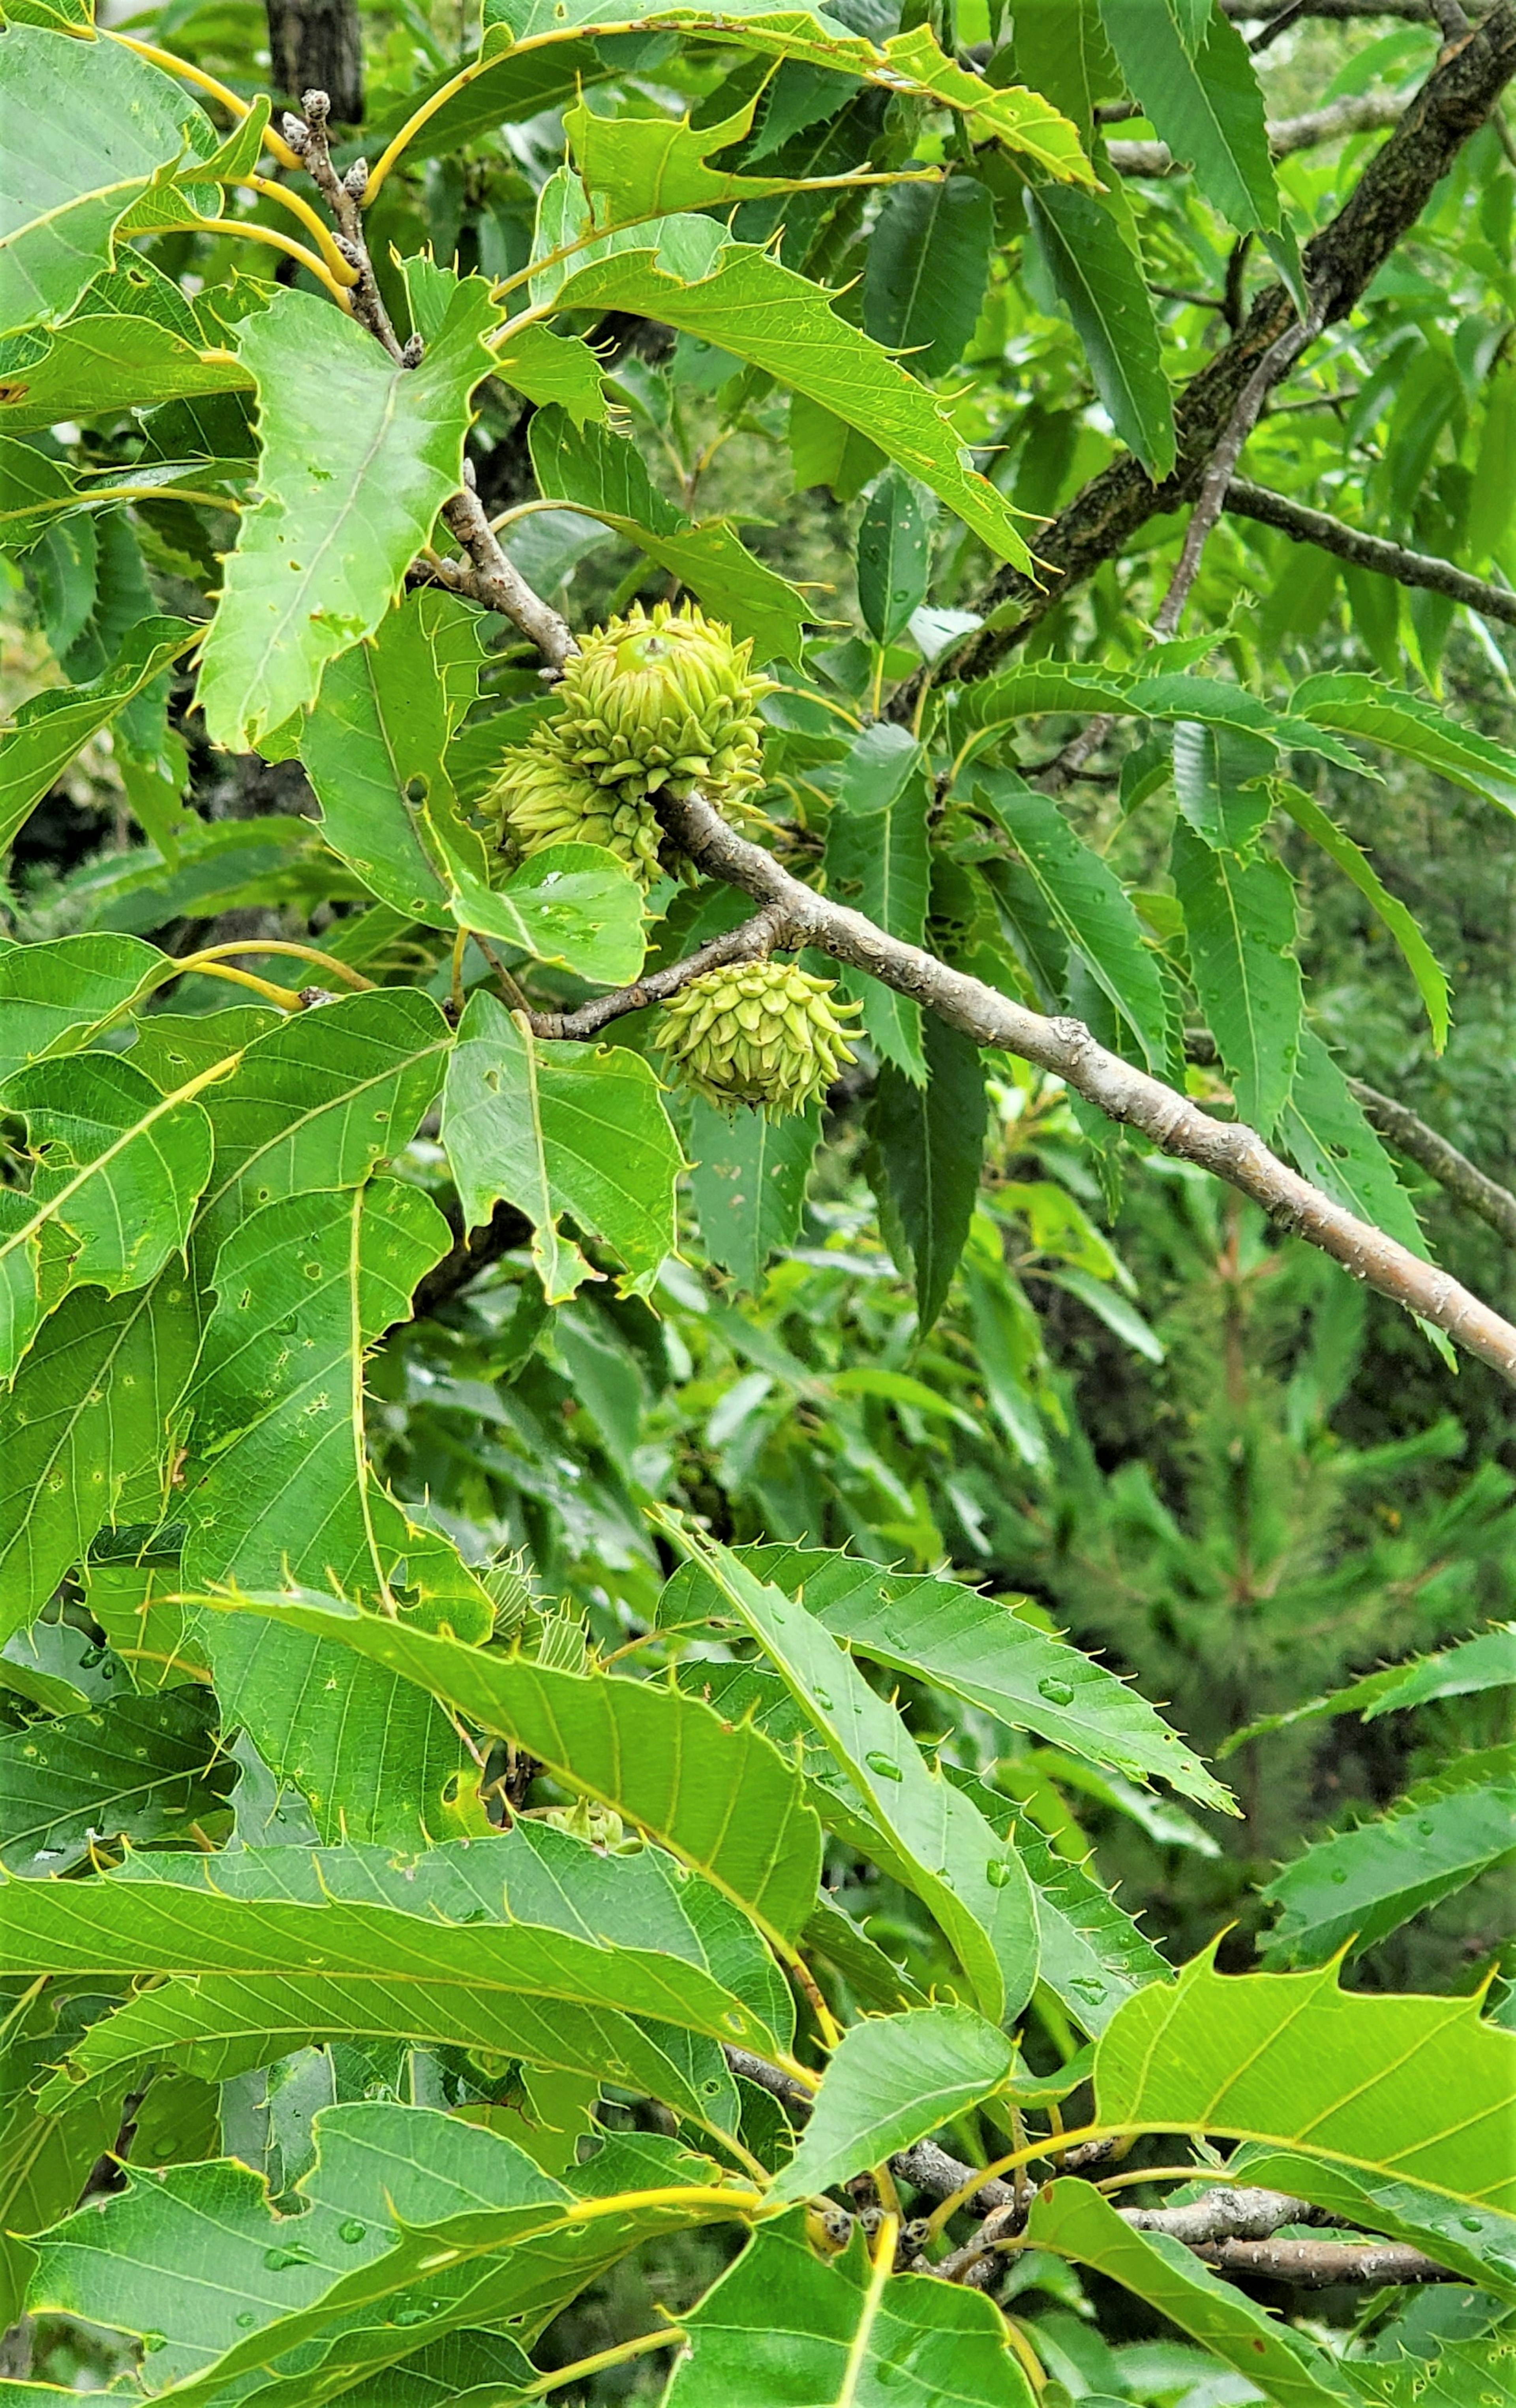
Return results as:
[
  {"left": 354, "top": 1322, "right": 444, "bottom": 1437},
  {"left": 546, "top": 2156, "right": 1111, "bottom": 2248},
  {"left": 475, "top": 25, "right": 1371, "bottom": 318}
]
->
[
  {"left": 942, "top": 3, "right": 1516, "bottom": 685},
  {"left": 1108, "top": 92, "right": 1403, "bottom": 174},
  {"left": 433, "top": 474, "right": 579, "bottom": 667},
  {"left": 1226, "top": 477, "right": 1516, "bottom": 624},
  {"left": 1350, "top": 1080, "right": 1516, "bottom": 1244},
  {"left": 1122, "top": 2187, "right": 1334, "bottom": 2244},
  {"left": 1193, "top": 2236, "right": 1460, "bottom": 2284},
  {"left": 652, "top": 791, "right": 1516, "bottom": 1384}
]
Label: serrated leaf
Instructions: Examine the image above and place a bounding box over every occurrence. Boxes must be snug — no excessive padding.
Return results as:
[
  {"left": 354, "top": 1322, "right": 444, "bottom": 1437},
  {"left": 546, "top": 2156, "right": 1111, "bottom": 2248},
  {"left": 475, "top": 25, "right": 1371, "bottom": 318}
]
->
[
  {"left": 1096, "top": 0, "right": 1280, "bottom": 234},
  {"left": 770, "top": 2006, "right": 1013, "bottom": 2204},
  {"left": 0, "top": 1684, "right": 230, "bottom": 1874},
  {"left": 0, "top": 277, "right": 251, "bottom": 435},
  {"left": 700, "top": 1545, "right": 1231, "bottom": 1811},
  {"left": 529, "top": 405, "right": 811, "bottom": 661},
  {"left": 0, "top": 932, "right": 161, "bottom": 1081},
  {"left": 871, "top": 1015, "right": 986, "bottom": 1332},
  {"left": 1279, "top": 1028, "right": 1429, "bottom": 1264},
  {"left": 493, "top": 317, "right": 609, "bottom": 423},
  {"left": 1224, "top": 1624, "right": 1516, "bottom": 1753},
  {"left": 1349, "top": 2337, "right": 1516, "bottom": 2408},
  {"left": 197, "top": 276, "right": 499, "bottom": 749},
  {"left": 1171, "top": 821, "right": 1301, "bottom": 1136},
  {"left": 1094, "top": 1950, "right": 1516, "bottom": 2217},
  {"left": 856, "top": 468, "right": 931, "bottom": 646},
  {"left": 441, "top": 989, "right": 679, "bottom": 1303},
  {"left": 665, "top": 2215, "right": 1037, "bottom": 2406},
  {"left": 687, "top": 1095, "right": 819, "bottom": 1294},
  {"left": 863, "top": 175, "right": 996, "bottom": 379},
  {"left": 183, "top": 1585, "right": 824, "bottom": 1945},
  {"left": 1291, "top": 672, "right": 1516, "bottom": 817},
  {"left": 1028, "top": 2179, "right": 1350, "bottom": 2408},
  {"left": 0, "top": 614, "right": 195, "bottom": 853},
  {"left": 549, "top": 238, "right": 1037, "bottom": 568},
  {"left": 655, "top": 1515, "right": 1039, "bottom": 2024},
  {"left": 1260, "top": 1746, "right": 1516, "bottom": 1970},
  {"left": 1275, "top": 782, "right": 1449, "bottom": 1050},
  {"left": 976, "top": 771, "right": 1169, "bottom": 1074},
  {"left": 1172, "top": 719, "right": 1277, "bottom": 853},
  {"left": 1025, "top": 184, "right": 1175, "bottom": 482},
  {"left": 0, "top": 1272, "right": 198, "bottom": 1646},
  {"left": 0, "top": 1048, "right": 218, "bottom": 1379},
  {"left": 0, "top": 24, "right": 223, "bottom": 338},
  {"left": 1225, "top": 2152, "right": 1516, "bottom": 2307},
  {"left": 28, "top": 2103, "right": 739, "bottom": 2407},
  {"left": 826, "top": 725, "right": 931, "bottom": 1078}
]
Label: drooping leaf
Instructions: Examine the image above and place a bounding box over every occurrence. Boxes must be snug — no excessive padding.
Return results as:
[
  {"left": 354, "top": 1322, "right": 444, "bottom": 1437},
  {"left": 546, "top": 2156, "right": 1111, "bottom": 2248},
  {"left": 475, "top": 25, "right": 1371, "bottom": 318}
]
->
[
  {"left": 1275, "top": 783, "right": 1450, "bottom": 1051},
  {"left": 1028, "top": 2178, "right": 1351, "bottom": 2408},
  {"left": 183, "top": 1585, "right": 824, "bottom": 1945},
  {"left": 0, "top": 614, "right": 194, "bottom": 853},
  {"left": 687, "top": 1096, "right": 820, "bottom": 1294},
  {"left": 825, "top": 726, "right": 931, "bottom": 1078},
  {"left": 1171, "top": 719, "right": 1277, "bottom": 853},
  {"left": 441, "top": 989, "right": 680, "bottom": 1303},
  {"left": 1291, "top": 672, "right": 1516, "bottom": 817},
  {"left": 0, "top": 1272, "right": 199, "bottom": 1646},
  {"left": 1173, "top": 822, "right": 1303, "bottom": 1136},
  {"left": 1096, "top": 0, "right": 1280, "bottom": 234},
  {"left": 655, "top": 1516, "right": 1040, "bottom": 2024},
  {"left": 863, "top": 175, "right": 997, "bottom": 379},
  {"left": 769, "top": 2007, "right": 1014, "bottom": 2204},
  {"left": 975, "top": 771, "right": 1169, "bottom": 1074},
  {"left": 1025, "top": 184, "right": 1175, "bottom": 482},
  {"left": 871, "top": 1015, "right": 986, "bottom": 1334},
  {"left": 1279, "top": 1028, "right": 1430, "bottom": 1265},
  {"left": 1259, "top": 1745, "right": 1516, "bottom": 1969},
  {"left": 528, "top": 406, "right": 811, "bottom": 661},
  {"left": 549, "top": 238, "right": 1037, "bottom": 568},
  {"left": 856, "top": 468, "right": 931, "bottom": 647},
  {"left": 197, "top": 277, "right": 499, "bottom": 749},
  {"left": 0, "top": 1048, "right": 218, "bottom": 1379},
  {"left": 665, "top": 2215, "right": 1038, "bottom": 2406}
]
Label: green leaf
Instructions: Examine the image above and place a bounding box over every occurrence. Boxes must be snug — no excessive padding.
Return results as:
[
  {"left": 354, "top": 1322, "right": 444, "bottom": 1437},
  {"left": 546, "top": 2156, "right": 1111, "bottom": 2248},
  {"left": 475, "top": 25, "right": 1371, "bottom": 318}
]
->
[
  {"left": 0, "top": 1272, "right": 199, "bottom": 1647},
  {"left": 1275, "top": 783, "right": 1450, "bottom": 1051},
  {"left": 769, "top": 2006, "right": 1014, "bottom": 2204},
  {"left": 1096, "top": 0, "right": 1280, "bottom": 234},
  {"left": 196, "top": 276, "right": 499, "bottom": 750},
  {"left": 1172, "top": 719, "right": 1277, "bottom": 853},
  {"left": 749, "top": 1547, "right": 1231, "bottom": 1810},
  {"left": 528, "top": 406, "right": 810, "bottom": 661},
  {"left": 0, "top": 268, "right": 251, "bottom": 434},
  {"left": 871, "top": 1015, "right": 986, "bottom": 1332},
  {"left": 975, "top": 771, "right": 1169, "bottom": 1074},
  {"left": 1348, "top": 2337, "right": 1516, "bottom": 2408},
  {"left": 28, "top": 2104, "right": 738, "bottom": 2406},
  {"left": 1223, "top": 1624, "right": 1516, "bottom": 1753},
  {"left": 493, "top": 318, "right": 609, "bottom": 423},
  {"left": 687, "top": 1095, "right": 820, "bottom": 1294},
  {"left": 666, "top": 2215, "right": 1038, "bottom": 2406},
  {"left": 0, "top": 614, "right": 195, "bottom": 853},
  {"left": 1171, "top": 821, "right": 1301, "bottom": 1137},
  {"left": 825, "top": 726, "right": 931, "bottom": 1079},
  {"left": 863, "top": 175, "right": 996, "bottom": 379},
  {"left": 0, "top": 932, "right": 160, "bottom": 1080},
  {"left": 1027, "top": 2179, "right": 1351, "bottom": 2408},
  {"left": 1291, "top": 672, "right": 1516, "bottom": 816},
  {"left": 1015, "top": 1825, "right": 1171, "bottom": 2032},
  {"left": 1259, "top": 1745, "right": 1516, "bottom": 1969},
  {"left": 0, "top": 1048, "right": 217, "bottom": 1379},
  {"left": 550, "top": 238, "right": 1037, "bottom": 569},
  {"left": 857, "top": 468, "right": 931, "bottom": 647},
  {"left": 184, "top": 1586, "right": 824, "bottom": 1946},
  {"left": 1025, "top": 185, "right": 1175, "bottom": 482},
  {"left": 1009, "top": 0, "right": 1126, "bottom": 142},
  {"left": 1225, "top": 2152, "right": 1516, "bottom": 2306},
  {"left": 195, "top": 987, "right": 452, "bottom": 1253},
  {"left": 1279, "top": 1028, "right": 1429, "bottom": 1264},
  {"left": 441, "top": 989, "right": 680, "bottom": 1303},
  {"left": 654, "top": 1515, "right": 1040, "bottom": 2024},
  {"left": 181, "top": 1179, "right": 473, "bottom": 1613},
  {"left": 1093, "top": 1949, "right": 1516, "bottom": 2217},
  {"left": 0, "top": 24, "right": 222, "bottom": 337},
  {"left": 0, "top": 1684, "right": 230, "bottom": 1874}
]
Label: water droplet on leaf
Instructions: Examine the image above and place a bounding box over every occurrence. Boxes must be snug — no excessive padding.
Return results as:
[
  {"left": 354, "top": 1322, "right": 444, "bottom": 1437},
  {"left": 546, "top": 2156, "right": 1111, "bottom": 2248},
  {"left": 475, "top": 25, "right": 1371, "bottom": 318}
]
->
[{"left": 1037, "top": 1677, "right": 1075, "bottom": 1707}]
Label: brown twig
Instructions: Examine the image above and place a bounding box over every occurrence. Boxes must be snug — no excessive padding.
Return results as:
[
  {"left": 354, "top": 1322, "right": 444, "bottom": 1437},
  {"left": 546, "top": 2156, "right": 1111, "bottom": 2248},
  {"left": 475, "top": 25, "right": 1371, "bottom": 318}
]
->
[
  {"left": 285, "top": 91, "right": 400, "bottom": 356},
  {"left": 527, "top": 906, "right": 792, "bottom": 1041},
  {"left": 1226, "top": 477, "right": 1516, "bottom": 625},
  {"left": 1194, "top": 2235, "right": 1460, "bottom": 2284},
  {"left": 1349, "top": 1081, "right": 1516, "bottom": 1245}
]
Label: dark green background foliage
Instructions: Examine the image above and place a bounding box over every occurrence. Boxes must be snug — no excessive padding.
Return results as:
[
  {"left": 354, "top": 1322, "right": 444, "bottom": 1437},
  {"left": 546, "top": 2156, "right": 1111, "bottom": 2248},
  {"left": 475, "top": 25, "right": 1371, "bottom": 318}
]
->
[{"left": 0, "top": 0, "right": 1513, "bottom": 2399}]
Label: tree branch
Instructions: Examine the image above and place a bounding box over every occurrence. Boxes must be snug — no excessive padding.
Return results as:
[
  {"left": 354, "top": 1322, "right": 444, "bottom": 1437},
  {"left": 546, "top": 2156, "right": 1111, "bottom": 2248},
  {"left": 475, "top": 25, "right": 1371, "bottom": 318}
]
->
[
  {"left": 936, "top": 2, "right": 1516, "bottom": 688},
  {"left": 1108, "top": 91, "right": 1404, "bottom": 175},
  {"left": 527, "top": 905, "right": 792, "bottom": 1041},
  {"left": 1225, "top": 477, "right": 1516, "bottom": 624},
  {"left": 646, "top": 789, "right": 1516, "bottom": 1384},
  {"left": 1195, "top": 2236, "right": 1460, "bottom": 2284},
  {"left": 1349, "top": 1080, "right": 1516, "bottom": 1244},
  {"left": 1223, "top": 0, "right": 1491, "bottom": 28}
]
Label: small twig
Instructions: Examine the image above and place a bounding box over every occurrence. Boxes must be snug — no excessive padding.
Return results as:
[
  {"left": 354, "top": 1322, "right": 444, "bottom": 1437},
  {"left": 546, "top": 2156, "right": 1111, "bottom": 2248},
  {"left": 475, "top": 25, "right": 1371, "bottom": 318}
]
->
[
  {"left": 286, "top": 91, "right": 402, "bottom": 357},
  {"left": 526, "top": 906, "right": 792, "bottom": 1042},
  {"left": 434, "top": 472, "right": 579, "bottom": 668},
  {"left": 1349, "top": 1081, "right": 1516, "bottom": 1246},
  {"left": 1107, "top": 92, "right": 1403, "bottom": 175},
  {"left": 1225, "top": 476, "right": 1516, "bottom": 626},
  {"left": 1194, "top": 2235, "right": 1461, "bottom": 2285}
]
